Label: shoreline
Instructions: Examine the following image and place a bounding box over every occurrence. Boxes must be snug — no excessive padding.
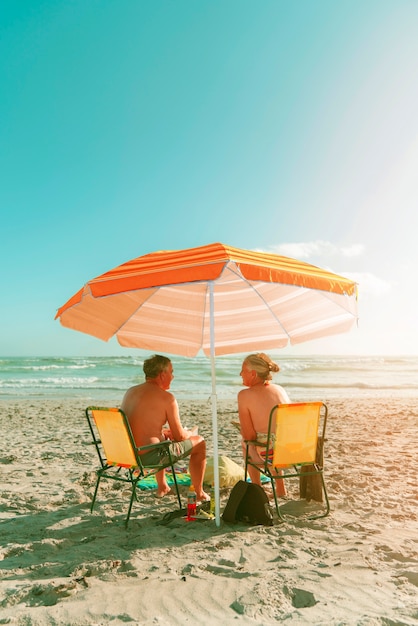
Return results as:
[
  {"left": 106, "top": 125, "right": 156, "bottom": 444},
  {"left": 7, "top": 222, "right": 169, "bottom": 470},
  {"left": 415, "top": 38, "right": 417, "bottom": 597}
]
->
[
  {"left": 2, "top": 386, "right": 418, "bottom": 403},
  {"left": 0, "top": 397, "right": 417, "bottom": 624}
]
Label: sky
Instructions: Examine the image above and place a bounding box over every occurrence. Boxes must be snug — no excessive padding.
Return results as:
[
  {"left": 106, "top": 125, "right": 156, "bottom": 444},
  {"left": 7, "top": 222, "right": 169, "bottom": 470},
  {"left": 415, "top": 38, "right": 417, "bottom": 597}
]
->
[{"left": 1, "top": 0, "right": 418, "bottom": 357}]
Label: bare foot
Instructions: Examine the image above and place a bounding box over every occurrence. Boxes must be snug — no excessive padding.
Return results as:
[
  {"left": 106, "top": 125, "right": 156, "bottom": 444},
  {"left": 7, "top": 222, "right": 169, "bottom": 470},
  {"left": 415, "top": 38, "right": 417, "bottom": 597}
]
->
[
  {"left": 156, "top": 485, "right": 172, "bottom": 498},
  {"left": 196, "top": 490, "right": 210, "bottom": 503},
  {"left": 265, "top": 486, "right": 287, "bottom": 499}
]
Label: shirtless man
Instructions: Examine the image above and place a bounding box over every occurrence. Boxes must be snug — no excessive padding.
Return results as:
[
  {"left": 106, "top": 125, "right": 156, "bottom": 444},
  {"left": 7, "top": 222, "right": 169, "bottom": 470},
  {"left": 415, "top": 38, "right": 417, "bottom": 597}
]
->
[
  {"left": 238, "top": 353, "right": 290, "bottom": 496},
  {"left": 121, "top": 354, "right": 209, "bottom": 502}
]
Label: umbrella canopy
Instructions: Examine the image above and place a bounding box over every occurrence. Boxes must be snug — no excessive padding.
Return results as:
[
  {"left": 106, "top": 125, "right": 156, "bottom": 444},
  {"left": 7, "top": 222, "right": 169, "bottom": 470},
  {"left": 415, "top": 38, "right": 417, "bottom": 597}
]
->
[
  {"left": 56, "top": 242, "right": 358, "bottom": 355},
  {"left": 56, "top": 242, "right": 358, "bottom": 525}
]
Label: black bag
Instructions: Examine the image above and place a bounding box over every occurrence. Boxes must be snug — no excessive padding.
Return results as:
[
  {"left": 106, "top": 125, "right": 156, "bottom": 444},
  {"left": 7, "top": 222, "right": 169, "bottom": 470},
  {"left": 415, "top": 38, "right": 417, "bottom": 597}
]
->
[{"left": 222, "top": 480, "right": 273, "bottom": 526}]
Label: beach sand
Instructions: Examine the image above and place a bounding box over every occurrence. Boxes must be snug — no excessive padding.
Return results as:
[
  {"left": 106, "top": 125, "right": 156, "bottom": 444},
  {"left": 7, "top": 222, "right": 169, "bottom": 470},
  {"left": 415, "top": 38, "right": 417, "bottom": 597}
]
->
[{"left": 0, "top": 397, "right": 417, "bottom": 625}]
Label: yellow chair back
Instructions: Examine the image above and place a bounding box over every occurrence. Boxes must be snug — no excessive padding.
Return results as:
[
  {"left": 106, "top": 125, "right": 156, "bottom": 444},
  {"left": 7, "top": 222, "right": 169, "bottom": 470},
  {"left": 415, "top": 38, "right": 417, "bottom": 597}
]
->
[
  {"left": 272, "top": 402, "right": 322, "bottom": 468},
  {"left": 91, "top": 407, "right": 138, "bottom": 468}
]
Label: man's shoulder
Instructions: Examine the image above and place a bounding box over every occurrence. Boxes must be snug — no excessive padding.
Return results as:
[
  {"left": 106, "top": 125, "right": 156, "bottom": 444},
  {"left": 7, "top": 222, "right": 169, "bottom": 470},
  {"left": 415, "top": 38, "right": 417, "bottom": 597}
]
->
[
  {"left": 125, "top": 383, "right": 144, "bottom": 394},
  {"left": 162, "top": 389, "right": 177, "bottom": 404},
  {"left": 145, "top": 384, "right": 176, "bottom": 404},
  {"left": 123, "top": 383, "right": 145, "bottom": 400}
]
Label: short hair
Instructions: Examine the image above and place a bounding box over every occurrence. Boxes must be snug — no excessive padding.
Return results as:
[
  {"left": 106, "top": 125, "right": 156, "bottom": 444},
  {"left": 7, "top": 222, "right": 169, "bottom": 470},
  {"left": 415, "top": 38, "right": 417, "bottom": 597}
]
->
[
  {"left": 244, "top": 353, "right": 280, "bottom": 382},
  {"left": 143, "top": 354, "right": 171, "bottom": 379}
]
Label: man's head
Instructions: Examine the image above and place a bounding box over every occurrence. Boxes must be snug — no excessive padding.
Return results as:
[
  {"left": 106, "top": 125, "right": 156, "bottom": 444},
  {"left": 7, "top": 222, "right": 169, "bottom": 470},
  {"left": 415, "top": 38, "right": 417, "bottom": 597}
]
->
[{"left": 143, "top": 354, "right": 172, "bottom": 380}]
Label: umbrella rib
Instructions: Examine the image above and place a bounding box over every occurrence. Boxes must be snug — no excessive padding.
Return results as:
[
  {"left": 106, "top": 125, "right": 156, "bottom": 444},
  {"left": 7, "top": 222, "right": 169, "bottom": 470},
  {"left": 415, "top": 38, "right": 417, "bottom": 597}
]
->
[
  {"left": 227, "top": 262, "right": 357, "bottom": 331},
  {"left": 314, "top": 285, "right": 358, "bottom": 313},
  {"left": 227, "top": 264, "right": 292, "bottom": 340},
  {"left": 112, "top": 287, "right": 160, "bottom": 337}
]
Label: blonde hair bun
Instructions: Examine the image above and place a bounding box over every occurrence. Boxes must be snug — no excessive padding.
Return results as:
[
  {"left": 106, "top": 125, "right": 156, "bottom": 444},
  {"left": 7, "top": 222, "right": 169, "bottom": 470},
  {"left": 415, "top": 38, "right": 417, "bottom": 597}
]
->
[{"left": 245, "top": 353, "right": 280, "bottom": 381}]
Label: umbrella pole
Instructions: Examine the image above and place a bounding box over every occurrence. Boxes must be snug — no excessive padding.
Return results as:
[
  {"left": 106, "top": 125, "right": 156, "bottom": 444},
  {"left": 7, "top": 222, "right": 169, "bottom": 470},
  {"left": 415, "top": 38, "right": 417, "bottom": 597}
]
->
[{"left": 209, "top": 281, "right": 220, "bottom": 526}]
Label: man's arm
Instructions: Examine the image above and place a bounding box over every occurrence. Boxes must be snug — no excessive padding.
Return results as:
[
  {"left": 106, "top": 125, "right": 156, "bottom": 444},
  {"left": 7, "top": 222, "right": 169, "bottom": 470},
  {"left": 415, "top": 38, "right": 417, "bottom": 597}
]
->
[{"left": 165, "top": 395, "right": 189, "bottom": 441}]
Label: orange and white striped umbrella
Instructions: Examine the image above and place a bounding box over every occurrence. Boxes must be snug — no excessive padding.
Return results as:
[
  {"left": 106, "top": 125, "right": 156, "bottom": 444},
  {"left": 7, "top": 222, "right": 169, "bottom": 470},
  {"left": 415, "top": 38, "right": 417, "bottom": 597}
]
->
[
  {"left": 56, "top": 242, "right": 358, "bottom": 524},
  {"left": 56, "top": 242, "right": 357, "bottom": 356}
]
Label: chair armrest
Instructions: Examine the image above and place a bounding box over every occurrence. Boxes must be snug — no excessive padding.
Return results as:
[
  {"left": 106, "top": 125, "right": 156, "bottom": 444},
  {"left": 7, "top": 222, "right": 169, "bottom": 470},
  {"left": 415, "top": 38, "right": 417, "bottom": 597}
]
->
[
  {"left": 244, "top": 439, "right": 271, "bottom": 452},
  {"left": 244, "top": 439, "right": 268, "bottom": 447},
  {"left": 136, "top": 440, "right": 172, "bottom": 453}
]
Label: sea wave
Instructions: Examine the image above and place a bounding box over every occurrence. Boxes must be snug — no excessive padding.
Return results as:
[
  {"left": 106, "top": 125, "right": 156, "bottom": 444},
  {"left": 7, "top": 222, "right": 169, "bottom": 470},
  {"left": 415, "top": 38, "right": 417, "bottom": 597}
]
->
[
  {"left": 285, "top": 381, "right": 418, "bottom": 390},
  {"left": 23, "top": 364, "right": 97, "bottom": 371},
  {"left": 1, "top": 355, "right": 418, "bottom": 400}
]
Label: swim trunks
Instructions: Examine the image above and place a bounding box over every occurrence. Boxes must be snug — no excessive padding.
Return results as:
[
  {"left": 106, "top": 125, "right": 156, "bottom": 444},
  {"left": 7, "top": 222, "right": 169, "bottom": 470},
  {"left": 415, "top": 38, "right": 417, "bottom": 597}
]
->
[{"left": 139, "top": 439, "right": 193, "bottom": 467}]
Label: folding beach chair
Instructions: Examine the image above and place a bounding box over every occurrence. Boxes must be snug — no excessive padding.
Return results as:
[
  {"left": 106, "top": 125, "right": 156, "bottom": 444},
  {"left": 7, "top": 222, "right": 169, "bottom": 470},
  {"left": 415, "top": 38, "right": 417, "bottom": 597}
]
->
[
  {"left": 85, "top": 406, "right": 183, "bottom": 526},
  {"left": 244, "top": 402, "right": 330, "bottom": 522}
]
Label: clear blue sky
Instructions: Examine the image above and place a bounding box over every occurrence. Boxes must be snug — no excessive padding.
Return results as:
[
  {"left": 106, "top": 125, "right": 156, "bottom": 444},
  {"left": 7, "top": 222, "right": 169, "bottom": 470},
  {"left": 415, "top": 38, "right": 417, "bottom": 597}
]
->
[{"left": 1, "top": 0, "right": 417, "bottom": 356}]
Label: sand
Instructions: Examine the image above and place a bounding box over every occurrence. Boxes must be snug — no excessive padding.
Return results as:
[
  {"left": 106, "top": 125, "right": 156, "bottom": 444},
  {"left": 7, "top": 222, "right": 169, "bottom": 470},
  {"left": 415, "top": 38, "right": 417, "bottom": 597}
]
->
[{"left": 0, "top": 396, "right": 417, "bottom": 625}]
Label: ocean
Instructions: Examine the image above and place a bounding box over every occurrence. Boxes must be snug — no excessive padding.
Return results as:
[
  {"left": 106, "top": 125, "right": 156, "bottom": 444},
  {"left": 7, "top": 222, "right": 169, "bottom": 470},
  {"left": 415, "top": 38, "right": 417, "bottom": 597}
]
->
[{"left": 1, "top": 354, "right": 417, "bottom": 404}]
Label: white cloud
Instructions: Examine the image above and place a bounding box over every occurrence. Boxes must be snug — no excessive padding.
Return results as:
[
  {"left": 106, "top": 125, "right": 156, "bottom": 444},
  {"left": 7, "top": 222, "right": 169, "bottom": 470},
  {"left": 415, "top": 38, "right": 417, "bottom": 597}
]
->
[
  {"left": 257, "top": 241, "right": 392, "bottom": 299},
  {"left": 346, "top": 272, "right": 392, "bottom": 297},
  {"left": 340, "top": 244, "right": 365, "bottom": 257},
  {"left": 267, "top": 240, "right": 365, "bottom": 259}
]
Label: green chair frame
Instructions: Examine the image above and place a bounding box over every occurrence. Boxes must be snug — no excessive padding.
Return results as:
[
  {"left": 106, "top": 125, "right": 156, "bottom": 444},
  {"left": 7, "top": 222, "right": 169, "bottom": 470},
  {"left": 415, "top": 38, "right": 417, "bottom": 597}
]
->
[
  {"left": 86, "top": 406, "right": 182, "bottom": 526},
  {"left": 244, "top": 402, "right": 330, "bottom": 522}
]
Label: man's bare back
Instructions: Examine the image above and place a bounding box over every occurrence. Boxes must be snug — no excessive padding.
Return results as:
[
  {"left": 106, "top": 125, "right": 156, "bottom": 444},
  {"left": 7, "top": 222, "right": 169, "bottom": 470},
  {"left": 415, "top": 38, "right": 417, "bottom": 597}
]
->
[
  {"left": 121, "top": 355, "right": 209, "bottom": 501},
  {"left": 121, "top": 381, "right": 187, "bottom": 447}
]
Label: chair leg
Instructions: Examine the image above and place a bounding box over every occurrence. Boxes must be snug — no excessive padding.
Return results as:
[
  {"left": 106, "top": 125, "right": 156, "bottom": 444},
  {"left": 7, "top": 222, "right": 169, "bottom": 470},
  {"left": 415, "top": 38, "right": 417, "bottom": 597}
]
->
[
  {"left": 125, "top": 483, "right": 139, "bottom": 527},
  {"left": 307, "top": 473, "right": 330, "bottom": 520},
  {"left": 169, "top": 468, "right": 182, "bottom": 509},
  {"left": 322, "top": 476, "right": 330, "bottom": 517},
  {"left": 269, "top": 468, "right": 330, "bottom": 522},
  {"left": 244, "top": 447, "right": 250, "bottom": 482},
  {"left": 91, "top": 474, "right": 102, "bottom": 512},
  {"left": 268, "top": 474, "right": 285, "bottom": 522},
  {"left": 128, "top": 470, "right": 139, "bottom": 503}
]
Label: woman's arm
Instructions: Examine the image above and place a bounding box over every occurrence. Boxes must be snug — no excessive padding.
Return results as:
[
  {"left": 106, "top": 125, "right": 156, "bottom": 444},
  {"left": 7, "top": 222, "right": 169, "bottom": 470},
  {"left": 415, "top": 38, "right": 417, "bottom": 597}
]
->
[{"left": 238, "top": 390, "right": 257, "bottom": 441}]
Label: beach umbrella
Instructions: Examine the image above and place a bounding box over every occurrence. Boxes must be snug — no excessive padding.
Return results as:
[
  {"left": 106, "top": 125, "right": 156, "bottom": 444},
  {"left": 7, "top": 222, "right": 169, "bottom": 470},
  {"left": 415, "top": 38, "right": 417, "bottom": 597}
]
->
[{"left": 55, "top": 242, "right": 358, "bottom": 525}]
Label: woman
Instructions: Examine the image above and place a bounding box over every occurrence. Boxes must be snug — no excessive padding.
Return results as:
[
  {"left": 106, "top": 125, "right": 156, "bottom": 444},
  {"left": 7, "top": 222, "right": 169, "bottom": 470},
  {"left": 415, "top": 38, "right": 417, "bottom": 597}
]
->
[{"left": 238, "top": 353, "right": 290, "bottom": 496}]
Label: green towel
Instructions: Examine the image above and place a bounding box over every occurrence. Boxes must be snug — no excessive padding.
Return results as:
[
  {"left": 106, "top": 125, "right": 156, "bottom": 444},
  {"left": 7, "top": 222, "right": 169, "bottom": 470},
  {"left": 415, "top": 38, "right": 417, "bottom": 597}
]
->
[
  {"left": 137, "top": 469, "right": 270, "bottom": 491},
  {"left": 137, "top": 470, "right": 191, "bottom": 491}
]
